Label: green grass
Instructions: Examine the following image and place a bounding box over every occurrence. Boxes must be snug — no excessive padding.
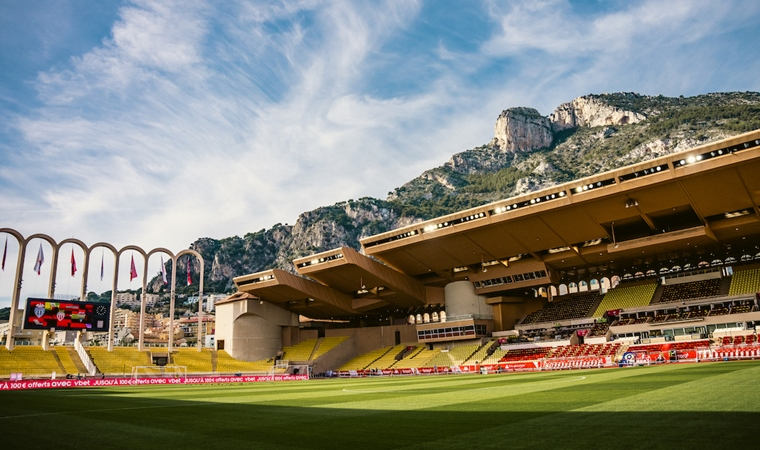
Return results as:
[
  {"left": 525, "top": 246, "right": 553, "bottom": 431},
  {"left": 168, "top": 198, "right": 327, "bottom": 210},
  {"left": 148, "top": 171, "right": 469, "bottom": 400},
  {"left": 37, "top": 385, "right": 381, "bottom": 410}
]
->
[{"left": 2, "top": 361, "right": 760, "bottom": 449}]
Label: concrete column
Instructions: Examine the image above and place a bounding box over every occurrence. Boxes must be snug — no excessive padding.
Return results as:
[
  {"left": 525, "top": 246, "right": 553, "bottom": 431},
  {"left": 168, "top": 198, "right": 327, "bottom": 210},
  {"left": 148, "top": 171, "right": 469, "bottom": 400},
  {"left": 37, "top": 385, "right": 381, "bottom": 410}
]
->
[{"left": 444, "top": 281, "right": 490, "bottom": 318}]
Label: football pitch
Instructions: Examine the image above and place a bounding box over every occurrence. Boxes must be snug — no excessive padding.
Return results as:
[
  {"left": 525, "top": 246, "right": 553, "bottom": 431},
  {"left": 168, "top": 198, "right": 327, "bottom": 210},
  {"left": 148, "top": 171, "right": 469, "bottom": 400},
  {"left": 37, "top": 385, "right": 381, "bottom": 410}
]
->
[{"left": 2, "top": 361, "right": 759, "bottom": 449}]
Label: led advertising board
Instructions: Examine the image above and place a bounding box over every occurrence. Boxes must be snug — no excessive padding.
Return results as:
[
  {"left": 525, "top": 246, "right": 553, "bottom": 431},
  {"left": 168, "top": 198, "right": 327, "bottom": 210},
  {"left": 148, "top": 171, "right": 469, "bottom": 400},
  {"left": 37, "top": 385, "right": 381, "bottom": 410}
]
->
[{"left": 23, "top": 298, "right": 110, "bottom": 331}]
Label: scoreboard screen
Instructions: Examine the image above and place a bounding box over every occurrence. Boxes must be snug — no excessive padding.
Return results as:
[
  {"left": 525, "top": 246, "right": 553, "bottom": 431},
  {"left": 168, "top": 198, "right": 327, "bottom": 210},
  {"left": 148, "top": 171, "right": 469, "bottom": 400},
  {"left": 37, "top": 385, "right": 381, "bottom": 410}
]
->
[{"left": 23, "top": 298, "right": 110, "bottom": 331}]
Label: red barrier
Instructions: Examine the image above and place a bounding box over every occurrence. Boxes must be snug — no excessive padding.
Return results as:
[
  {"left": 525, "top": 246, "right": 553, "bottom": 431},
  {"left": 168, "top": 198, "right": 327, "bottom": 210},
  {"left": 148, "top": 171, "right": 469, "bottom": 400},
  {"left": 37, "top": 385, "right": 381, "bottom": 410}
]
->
[{"left": 0, "top": 374, "right": 309, "bottom": 391}]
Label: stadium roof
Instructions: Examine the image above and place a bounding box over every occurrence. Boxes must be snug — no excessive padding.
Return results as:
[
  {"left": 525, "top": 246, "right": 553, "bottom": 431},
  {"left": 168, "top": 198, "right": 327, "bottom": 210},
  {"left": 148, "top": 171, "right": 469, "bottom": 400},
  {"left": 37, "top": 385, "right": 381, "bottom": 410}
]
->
[{"left": 235, "top": 129, "right": 760, "bottom": 318}]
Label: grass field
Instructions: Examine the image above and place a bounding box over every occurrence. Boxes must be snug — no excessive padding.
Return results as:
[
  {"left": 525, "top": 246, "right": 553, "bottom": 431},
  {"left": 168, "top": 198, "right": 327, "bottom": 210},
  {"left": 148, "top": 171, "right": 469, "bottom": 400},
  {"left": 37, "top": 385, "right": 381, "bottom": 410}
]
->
[{"left": 2, "top": 361, "right": 759, "bottom": 449}]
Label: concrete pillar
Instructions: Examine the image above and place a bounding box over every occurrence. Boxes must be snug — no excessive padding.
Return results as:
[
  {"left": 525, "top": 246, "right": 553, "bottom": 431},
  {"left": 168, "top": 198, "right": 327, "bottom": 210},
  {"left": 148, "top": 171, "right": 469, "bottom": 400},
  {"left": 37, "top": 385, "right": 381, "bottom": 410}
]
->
[{"left": 444, "top": 281, "right": 490, "bottom": 318}]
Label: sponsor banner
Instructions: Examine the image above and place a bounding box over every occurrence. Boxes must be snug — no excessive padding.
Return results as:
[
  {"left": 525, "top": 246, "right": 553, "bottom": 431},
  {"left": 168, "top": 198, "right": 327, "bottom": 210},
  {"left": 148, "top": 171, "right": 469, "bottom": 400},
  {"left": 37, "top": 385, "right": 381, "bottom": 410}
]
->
[
  {"left": 544, "top": 358, "right": 605, "bottom": 369},
  {"left": 500, "top": 362, "right": 538, "bottom": 371},
  {"left": 0, "top": 374, "right": 309, "bottom": 391}
]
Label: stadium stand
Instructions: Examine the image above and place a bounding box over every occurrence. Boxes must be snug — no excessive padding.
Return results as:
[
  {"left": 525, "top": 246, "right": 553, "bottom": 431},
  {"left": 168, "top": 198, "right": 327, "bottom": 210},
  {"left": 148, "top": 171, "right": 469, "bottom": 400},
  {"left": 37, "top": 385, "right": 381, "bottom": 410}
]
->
[
  {"left": 499, "top": 347, "right": 551, "bottom": 362},
  {"left": 338, "top": 345, "right": 400, "bottom": 371},
  {"left": 464, "top": 340, "right": 496, "bottom": 364},
  {"left": 370, "top": 345, "right": 413, "bottom": 369},
  {"left": 215, "top": 350, "right": 274, "bottom": 373},
  {"left": 627, "top": 339, "right": 711, "bottom": 354},
  {"left": 282, "top": 339, "right": 318, "bottom": 361},
  {"left": 445, "top": 344, "right": 481, "bottom": 365},
  {"left": 311, "top": 336, "right": 348, "bottom": 360},
  {"left": 481, "top": 348, "right": 509, "bottom": 365},
  {"left": 521, "top": 292, "right": 599, "bottom": 324},
  {"left": 53, "top": 346, "right": 80, "bottom": 375},
  {"left": 658, "top": 279, "right": 722, "bottom": 303},
  {"left": 591, "top": 283, "right": 657, "bottom": 318},
  {"left": 88, "top": 347, "right": 151, "bottom": 375},
  {"left": 392, "top": 347, "right": 440, "bottom": 369},
  {"left": 171, "top": 348, "right": 213, "bottom": 373},
  {"left": 728, "top": 267, "right": 760, "bottom": 296},
  {"left": 423, "top": 350, "right": 457, "bottom": 368},
  {"left": 0, "top": 346, "right": 65, "bottom": 377},
  {"left": 588, "top": 322, "right": 610, "bottom": 337},
  {"left": 549, "top": 343, "right": 620, "bottom": 359}
]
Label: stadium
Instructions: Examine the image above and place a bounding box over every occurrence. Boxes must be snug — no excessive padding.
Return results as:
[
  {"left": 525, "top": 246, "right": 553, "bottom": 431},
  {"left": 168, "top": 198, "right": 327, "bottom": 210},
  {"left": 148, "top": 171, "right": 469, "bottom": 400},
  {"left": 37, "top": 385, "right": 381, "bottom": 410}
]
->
[{"left": 2, "top": 130, "right": 760, "bottom": 447}]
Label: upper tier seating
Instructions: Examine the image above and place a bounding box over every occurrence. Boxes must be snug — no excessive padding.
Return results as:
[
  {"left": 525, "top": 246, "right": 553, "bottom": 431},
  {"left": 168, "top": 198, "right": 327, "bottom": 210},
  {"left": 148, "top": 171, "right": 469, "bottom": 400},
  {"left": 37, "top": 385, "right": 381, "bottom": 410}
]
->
[
  {"left": 522, "top": 292, "right": 599, "bottom": 325},
  {"left": 659, "top": 279, "right": 721, "bottom": 303},
  {"left": 728, "top": 267, "right": 760, "bottom": 296},
  {"left": 591, "top": 283, "right": 657, "bottom": 318}
]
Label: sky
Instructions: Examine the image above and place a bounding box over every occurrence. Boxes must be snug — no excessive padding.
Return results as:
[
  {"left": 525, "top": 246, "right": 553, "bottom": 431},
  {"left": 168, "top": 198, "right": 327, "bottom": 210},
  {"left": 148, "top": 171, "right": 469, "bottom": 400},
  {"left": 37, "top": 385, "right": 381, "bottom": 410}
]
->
[{"left": 1, "top": 0, "right": 760, "bottom": 306}]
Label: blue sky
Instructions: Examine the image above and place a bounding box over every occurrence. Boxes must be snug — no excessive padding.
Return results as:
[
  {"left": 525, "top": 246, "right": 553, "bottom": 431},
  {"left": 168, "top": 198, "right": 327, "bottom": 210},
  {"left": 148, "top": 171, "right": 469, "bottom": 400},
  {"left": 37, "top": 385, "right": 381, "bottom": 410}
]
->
[{"left": 1, "top": 0, "right": 760, "bottom": 305}]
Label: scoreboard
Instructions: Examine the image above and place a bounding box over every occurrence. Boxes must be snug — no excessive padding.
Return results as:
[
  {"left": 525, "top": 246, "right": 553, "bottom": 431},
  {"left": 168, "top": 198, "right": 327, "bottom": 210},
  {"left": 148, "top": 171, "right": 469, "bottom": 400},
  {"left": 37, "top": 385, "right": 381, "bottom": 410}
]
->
[{"left": 23, "top": 298, "right": 110, "bottom": 332}]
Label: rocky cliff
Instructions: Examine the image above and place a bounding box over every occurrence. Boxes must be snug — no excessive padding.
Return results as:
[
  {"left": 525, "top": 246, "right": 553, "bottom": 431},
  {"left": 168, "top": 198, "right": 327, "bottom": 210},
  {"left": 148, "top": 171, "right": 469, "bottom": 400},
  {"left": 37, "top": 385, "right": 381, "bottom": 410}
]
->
[
  {"left": 550, "top": 93, "right": 647, "bottom": 131},
  {"left": 491, "top": 107, "right": 554, "bottom": 152},
  {"left": 161, "top": 91, "right": 760, "bottom": 295}
]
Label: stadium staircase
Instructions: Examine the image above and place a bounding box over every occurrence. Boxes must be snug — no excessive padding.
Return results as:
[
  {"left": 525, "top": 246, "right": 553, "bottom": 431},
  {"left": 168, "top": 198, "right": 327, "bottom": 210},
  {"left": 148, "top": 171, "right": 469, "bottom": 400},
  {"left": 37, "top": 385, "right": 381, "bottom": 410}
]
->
[
  {"left": 52, "top": 346, "right": 80, "bottom": 375},
  {"left": 391, "top": 347, "right": 440, "bottom": 369},
  {"left": 311, "top": 336, "right": 348, "bottom": 361},
  {"left": 282, "top": 339, "right": 319, "bottom": 362},
  {"left": 464, "top": 340, "right": 496, "bottom": 365},
  {"left": 63, "top": 346, "right": 88, "bottom": 373}
]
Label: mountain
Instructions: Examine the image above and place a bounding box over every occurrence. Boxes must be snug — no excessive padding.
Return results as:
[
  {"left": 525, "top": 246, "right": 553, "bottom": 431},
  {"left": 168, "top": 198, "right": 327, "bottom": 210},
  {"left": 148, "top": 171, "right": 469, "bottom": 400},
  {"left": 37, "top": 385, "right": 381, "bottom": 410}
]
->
[{"left": 164, "top": 92, "right": 760, "bottom": 295}]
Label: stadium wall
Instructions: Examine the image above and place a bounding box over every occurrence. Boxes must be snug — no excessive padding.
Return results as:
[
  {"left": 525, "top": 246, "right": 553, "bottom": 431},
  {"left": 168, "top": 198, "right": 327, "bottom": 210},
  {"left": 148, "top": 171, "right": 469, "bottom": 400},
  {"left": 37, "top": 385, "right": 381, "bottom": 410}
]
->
[{"left": 215, "top": 297, "right": 299, "bottom": 361}]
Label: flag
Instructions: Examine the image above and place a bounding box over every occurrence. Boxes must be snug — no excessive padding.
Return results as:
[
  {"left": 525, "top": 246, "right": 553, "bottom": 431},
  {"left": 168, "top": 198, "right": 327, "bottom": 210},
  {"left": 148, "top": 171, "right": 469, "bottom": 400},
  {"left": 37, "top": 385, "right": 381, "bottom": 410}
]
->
[
  {"left": 160, "top": 255, "right": 168, "bottom": 285},
  {"left": 186, "top": 258, "right": 192, "bottom": 286},
  {"left": 33, "top": 243, "right": 44, "bottom": 275},
  {"left": 1, "top": 236, "right": 6, "bottom": 271},
  {"left": 130, "top": 255, "right": 138, "bottom": 281},
  {"left": 100, "top": 251, "right": 104, "bottom": 281},
  {"left": 70, "top": 248, "right": 77, "bottom": 277}
]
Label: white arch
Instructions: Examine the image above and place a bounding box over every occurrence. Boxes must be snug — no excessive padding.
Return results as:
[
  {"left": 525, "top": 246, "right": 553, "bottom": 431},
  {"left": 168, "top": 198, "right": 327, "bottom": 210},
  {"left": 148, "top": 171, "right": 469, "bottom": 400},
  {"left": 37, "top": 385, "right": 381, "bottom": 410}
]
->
[{"left": 0, "top": 228, "right": 205, "bottom": 352}]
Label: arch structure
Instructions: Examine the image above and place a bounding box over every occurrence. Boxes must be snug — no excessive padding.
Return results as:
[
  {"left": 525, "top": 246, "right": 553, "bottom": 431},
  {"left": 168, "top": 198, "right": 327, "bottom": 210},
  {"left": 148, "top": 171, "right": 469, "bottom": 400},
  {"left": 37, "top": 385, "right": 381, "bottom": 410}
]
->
[{"left": 0, "top": 228, "right": 205, "bottom": 352}]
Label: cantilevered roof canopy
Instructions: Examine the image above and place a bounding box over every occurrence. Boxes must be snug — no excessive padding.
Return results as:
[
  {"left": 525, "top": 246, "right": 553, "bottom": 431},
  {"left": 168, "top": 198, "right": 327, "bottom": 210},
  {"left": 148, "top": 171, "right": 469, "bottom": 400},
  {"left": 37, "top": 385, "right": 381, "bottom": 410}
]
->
[
  {"left": 294, "top": 247, "right": 427, "bottom": 309},
  {"left": 233, "top": 130, "right": 760, "bottom": 318},
  {"left": 233, "top": 269, "right": 354, "bottom": 319},
  {"left": 361, "top": 130, "right": 760, "bottom": 287}
]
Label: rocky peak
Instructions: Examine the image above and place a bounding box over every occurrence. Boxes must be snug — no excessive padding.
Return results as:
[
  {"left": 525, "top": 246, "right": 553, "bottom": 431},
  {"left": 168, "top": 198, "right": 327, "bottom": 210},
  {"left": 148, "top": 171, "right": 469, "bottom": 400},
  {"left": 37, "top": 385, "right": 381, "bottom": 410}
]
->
[
  {"left": 490, "top": 107, "right": 554, "bottom": 152},
  {"left": 550, "top": 94, "right": 647, "bottom": 132}
]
